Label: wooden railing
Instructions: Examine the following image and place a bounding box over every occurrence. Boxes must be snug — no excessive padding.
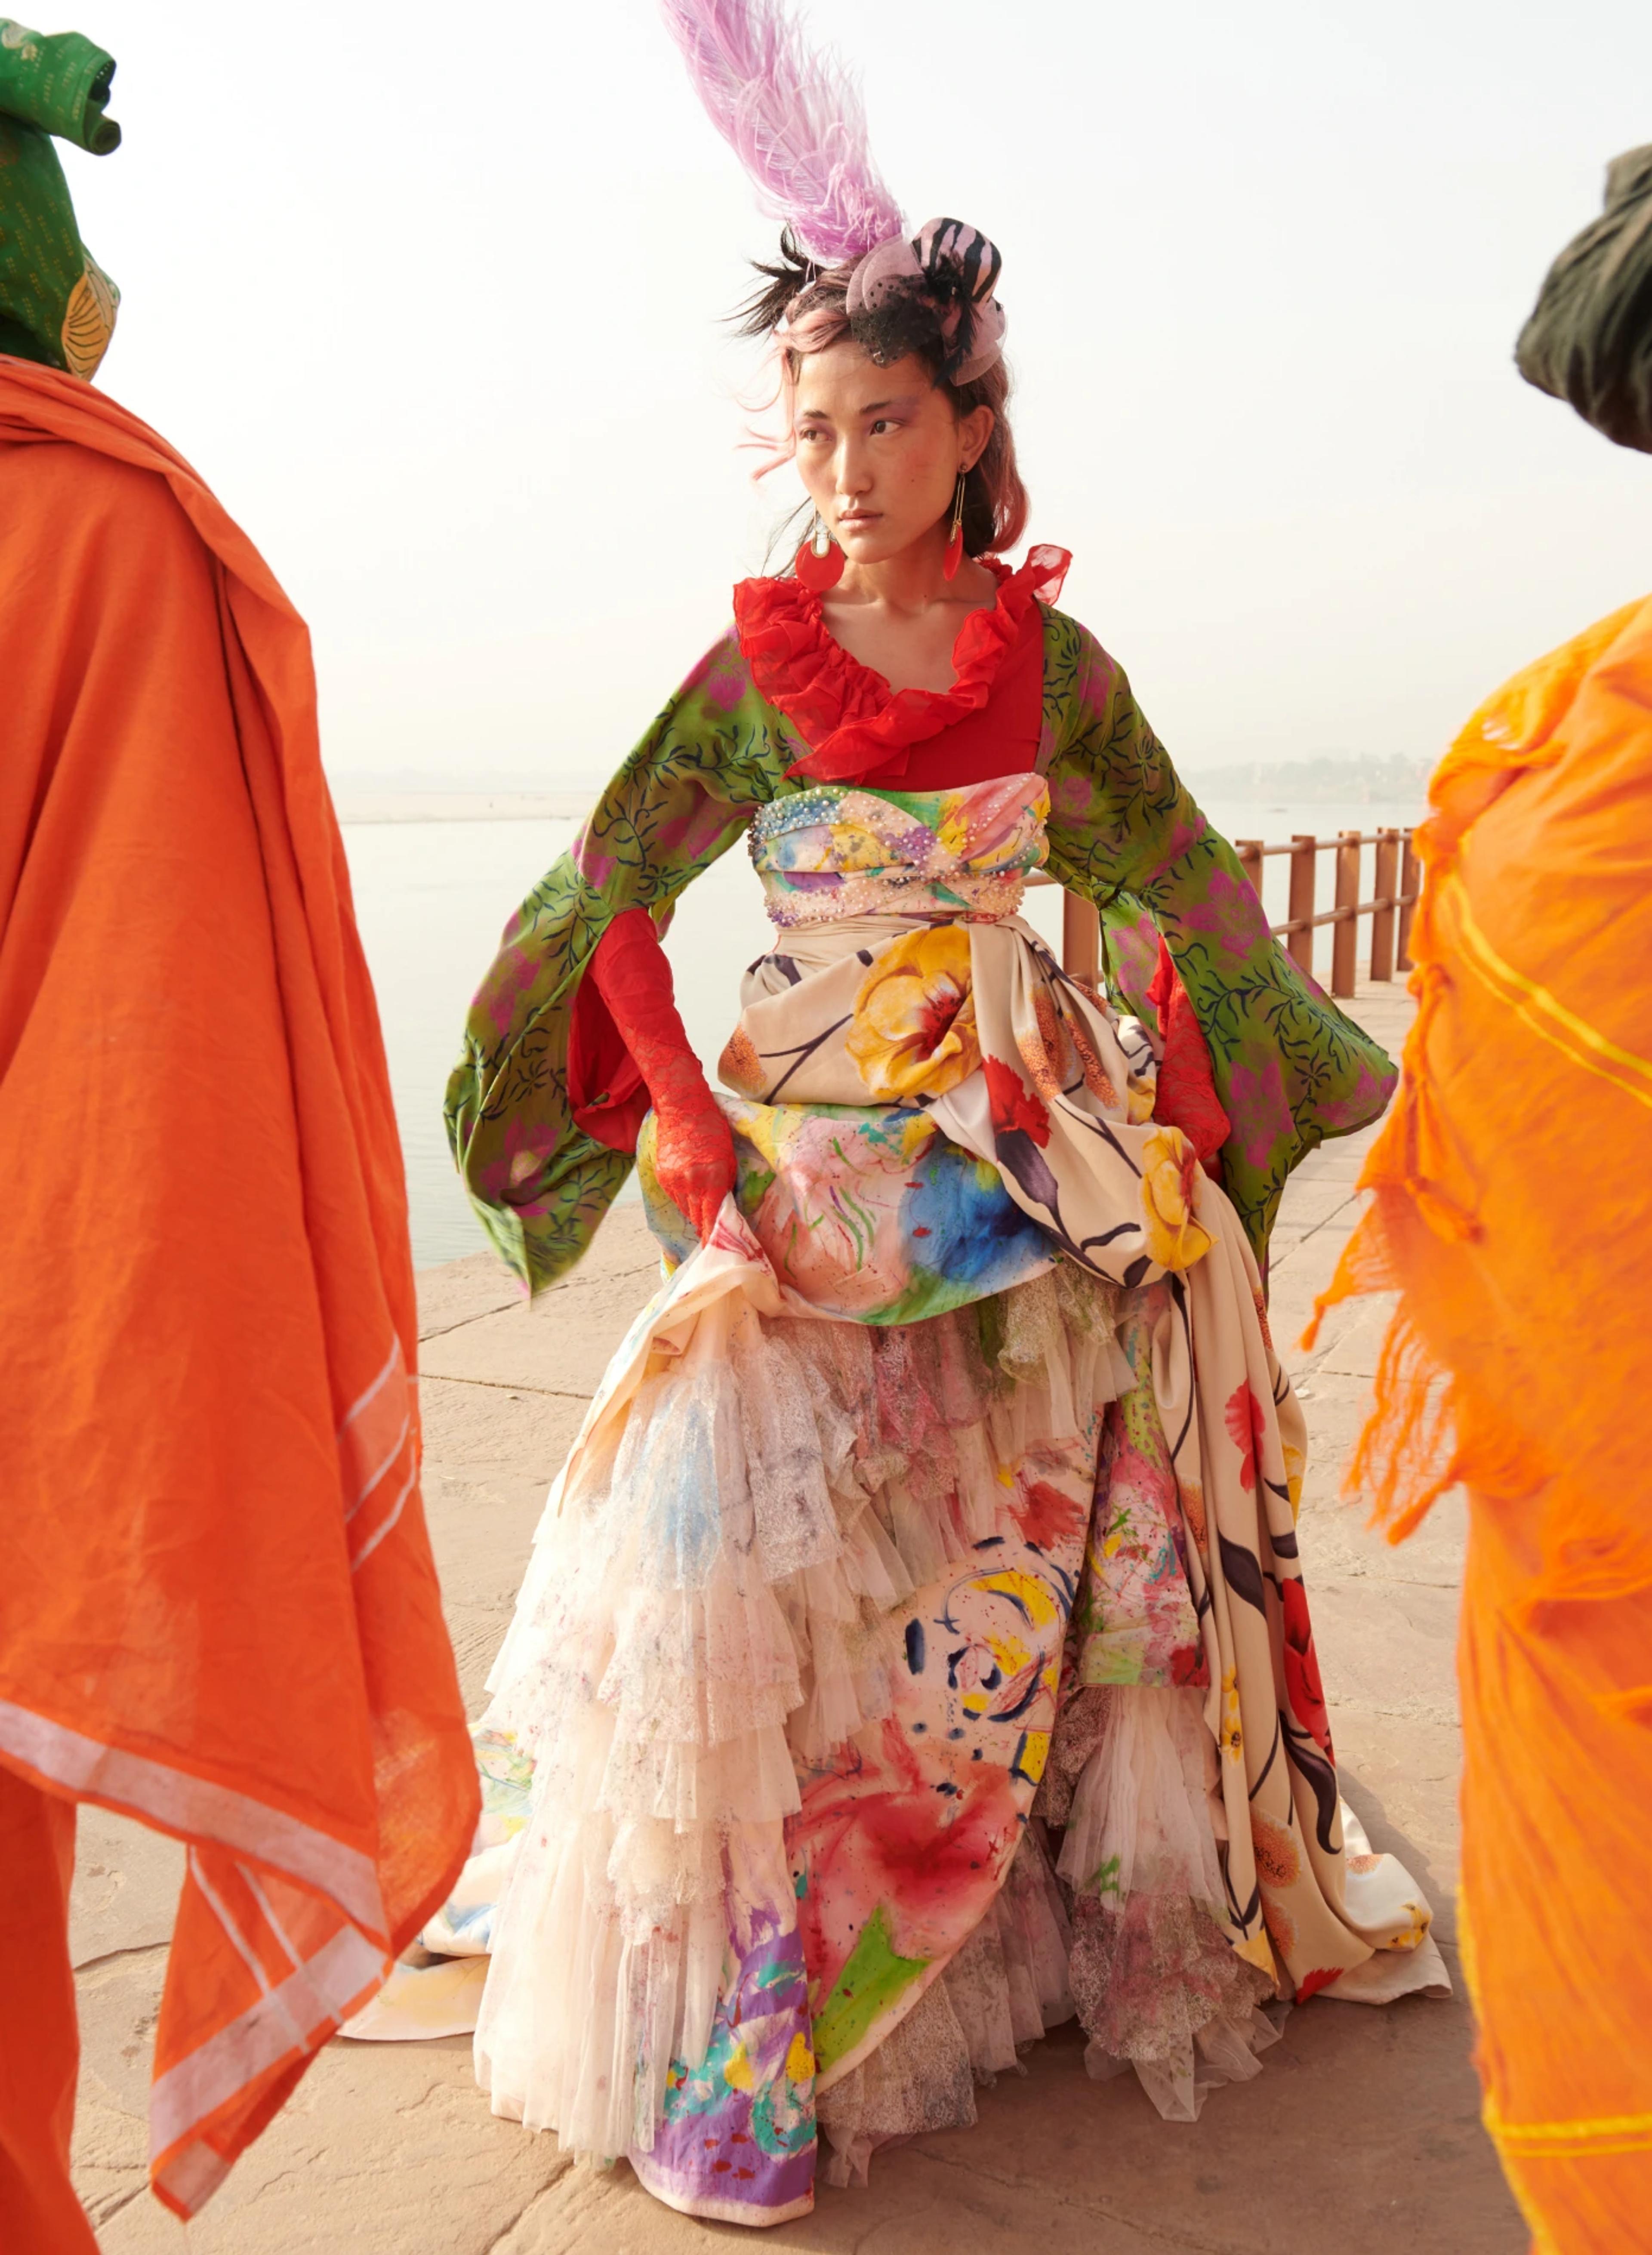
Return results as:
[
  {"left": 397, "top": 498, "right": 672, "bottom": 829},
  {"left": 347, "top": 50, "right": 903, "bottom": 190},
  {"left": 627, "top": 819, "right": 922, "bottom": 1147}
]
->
[
  {"left": 1034, "top": 827, "right": 1420, "bottom": 997},
  {"left": 1234, "top": 829, "right": 1420, "bottom": 994}
]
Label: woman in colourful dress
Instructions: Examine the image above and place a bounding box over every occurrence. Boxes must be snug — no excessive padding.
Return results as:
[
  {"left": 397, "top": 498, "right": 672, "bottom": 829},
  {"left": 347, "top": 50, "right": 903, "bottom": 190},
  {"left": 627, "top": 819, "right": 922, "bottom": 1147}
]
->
[{"left": 410, "top": 0, "right": 1448, "bottom": 2226}]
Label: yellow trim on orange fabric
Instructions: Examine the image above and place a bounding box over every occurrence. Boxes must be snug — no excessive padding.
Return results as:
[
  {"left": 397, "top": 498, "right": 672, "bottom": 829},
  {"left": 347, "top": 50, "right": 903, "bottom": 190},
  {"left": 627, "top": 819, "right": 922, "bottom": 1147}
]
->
[
  {"left": 1456, "top": 1885, "right": 1479, "bottom": 2006},
  {"left": 1446, "top": 876, "right": 1652, "bottom": 1113},
  {"left": 1485, "top": 2097, "right": 1652, "bottom": 2161}
]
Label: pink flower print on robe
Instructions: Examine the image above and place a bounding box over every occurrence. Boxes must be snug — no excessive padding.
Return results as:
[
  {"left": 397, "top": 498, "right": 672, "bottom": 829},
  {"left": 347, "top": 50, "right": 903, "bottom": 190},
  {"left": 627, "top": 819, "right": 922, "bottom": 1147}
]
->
[
  {"left": 572, "top": 822, "right": 619, "bottom": 890},
  {"left": 1226, "top": 1054, "right": 1294, "bottom": 1173},
  {"left": 475, "top": 937, "right": 546, "bottom": 1044},
  {"left": 1176, "top": 866, "right": 1263, "bottom": 960},
  {"left": 682, "top": 639, "right": 752, "bottom": 715}
]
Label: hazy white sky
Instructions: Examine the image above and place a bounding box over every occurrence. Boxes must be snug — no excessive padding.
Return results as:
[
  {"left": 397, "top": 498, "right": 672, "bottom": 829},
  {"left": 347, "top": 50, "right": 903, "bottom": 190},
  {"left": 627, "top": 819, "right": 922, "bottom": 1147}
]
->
[{"left": 62, "top": 0, "right": 1652, "bottom": 782}]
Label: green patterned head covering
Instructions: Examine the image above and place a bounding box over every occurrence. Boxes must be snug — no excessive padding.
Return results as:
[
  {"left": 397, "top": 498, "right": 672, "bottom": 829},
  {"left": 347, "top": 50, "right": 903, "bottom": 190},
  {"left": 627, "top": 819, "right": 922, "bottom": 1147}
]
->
[
  {"left": 0, "top": 19, "right": 120, "bottom": 377},
  {"left": 1516, "top": 147, "right": 1652, "bottom": 455}
]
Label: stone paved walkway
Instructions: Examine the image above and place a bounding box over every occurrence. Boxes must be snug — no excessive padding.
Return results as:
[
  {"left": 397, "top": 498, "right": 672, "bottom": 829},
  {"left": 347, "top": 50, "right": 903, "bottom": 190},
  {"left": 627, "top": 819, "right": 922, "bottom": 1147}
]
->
[{"left": 68, "top": 983, "right": 1526, "bottom": 2253}]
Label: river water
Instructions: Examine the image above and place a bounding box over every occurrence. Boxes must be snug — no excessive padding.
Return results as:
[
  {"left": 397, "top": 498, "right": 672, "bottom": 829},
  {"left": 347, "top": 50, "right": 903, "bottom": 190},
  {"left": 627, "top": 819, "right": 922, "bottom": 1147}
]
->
[{"left": 341, "top": 794, "right": 1422, "bottom": 1269}]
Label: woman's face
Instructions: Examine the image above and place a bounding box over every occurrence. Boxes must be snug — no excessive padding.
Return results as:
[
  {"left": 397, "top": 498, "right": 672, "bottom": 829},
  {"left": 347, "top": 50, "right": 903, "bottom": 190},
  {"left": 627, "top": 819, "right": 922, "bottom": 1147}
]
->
[{"left": 792, "top": 342, "right": 993, "bottom": 570}]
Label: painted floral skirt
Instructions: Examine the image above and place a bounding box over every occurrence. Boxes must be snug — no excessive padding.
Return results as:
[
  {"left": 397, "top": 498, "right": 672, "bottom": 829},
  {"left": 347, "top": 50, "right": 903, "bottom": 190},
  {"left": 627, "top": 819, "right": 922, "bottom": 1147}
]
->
[{"left": 352, "top": 914, "right": 1446, "bottom": 2226}]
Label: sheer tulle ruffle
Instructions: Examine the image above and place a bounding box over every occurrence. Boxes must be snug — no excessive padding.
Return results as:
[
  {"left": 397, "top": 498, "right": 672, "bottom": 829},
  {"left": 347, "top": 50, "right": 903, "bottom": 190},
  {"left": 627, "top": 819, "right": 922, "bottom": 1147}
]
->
[
  {"left": 1052, "top": 1685, "right": 1282, "bottom": 2120},
  {"left": 817, "top": 1821, "right": 1076, "bottom": 2186},
  {"left": 816, "top": 1685, "right": 1284, "bottom": 2183},
  {"left": 475, "top": 1272, "right": 1120, "bottom": 2161},
  {"left": 471, "top": 1246, "right": 1288, "bottom": 2178}
]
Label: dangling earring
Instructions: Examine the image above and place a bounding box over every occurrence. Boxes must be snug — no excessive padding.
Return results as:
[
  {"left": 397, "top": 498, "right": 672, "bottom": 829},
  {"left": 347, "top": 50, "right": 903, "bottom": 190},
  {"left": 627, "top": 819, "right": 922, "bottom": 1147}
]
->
[
  {"left": 943, "top": 471, "right": 968, "bottom": 582},
  {"left": 795, "top": 512, "right": 844, "bottom": 592}
]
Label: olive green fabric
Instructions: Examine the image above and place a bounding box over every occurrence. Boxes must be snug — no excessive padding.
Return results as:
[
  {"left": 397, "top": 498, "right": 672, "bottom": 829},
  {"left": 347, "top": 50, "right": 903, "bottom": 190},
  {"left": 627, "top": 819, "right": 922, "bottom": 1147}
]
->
[
  {"left": 1516, "top": 145, "right": 1652, "bottom": 454},
  {"left": 0, "top": 20, "right": 120, "bottom": 375}
]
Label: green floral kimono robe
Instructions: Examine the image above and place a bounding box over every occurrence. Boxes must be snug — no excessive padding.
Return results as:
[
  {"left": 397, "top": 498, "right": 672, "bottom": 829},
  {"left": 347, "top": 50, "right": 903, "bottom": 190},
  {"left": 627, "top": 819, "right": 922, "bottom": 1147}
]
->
[{"left": 446, "top": 606, "right": 1392, "bottom": 1291}]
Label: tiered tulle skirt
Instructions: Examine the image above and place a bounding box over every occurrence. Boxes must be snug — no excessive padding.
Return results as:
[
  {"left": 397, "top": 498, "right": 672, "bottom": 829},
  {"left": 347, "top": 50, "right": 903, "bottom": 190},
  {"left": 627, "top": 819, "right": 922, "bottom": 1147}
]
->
[{"left": 462, "top": 1242, "right": 1329, "bottom": 2221}]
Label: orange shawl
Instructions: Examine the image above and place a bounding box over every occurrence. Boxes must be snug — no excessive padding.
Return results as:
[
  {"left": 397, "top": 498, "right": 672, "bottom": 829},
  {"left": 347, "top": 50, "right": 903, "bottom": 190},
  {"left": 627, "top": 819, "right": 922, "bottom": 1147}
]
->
[
  {"left": 1310, "top": 595, "right": 1652, "bottom": 2251},
  {"left": 0, "top": 360, "right": 477, "bottom": 2216}
]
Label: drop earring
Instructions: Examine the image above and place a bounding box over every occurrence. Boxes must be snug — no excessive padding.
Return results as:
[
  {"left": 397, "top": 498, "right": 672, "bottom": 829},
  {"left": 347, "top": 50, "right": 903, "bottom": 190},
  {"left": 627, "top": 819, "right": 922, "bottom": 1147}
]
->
[
  {"left": 943, "top": 471, "right": 967, "bottom": 582},
  {"left": 795, "top": 512, "right": 845, "bottom": 592}
]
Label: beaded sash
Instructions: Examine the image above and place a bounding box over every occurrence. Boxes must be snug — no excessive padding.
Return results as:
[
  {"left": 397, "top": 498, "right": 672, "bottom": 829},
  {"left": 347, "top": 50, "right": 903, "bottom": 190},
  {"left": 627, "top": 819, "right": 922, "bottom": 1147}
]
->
[{"left": 749, "top": 771, "right": 1048, "bottom": 929}]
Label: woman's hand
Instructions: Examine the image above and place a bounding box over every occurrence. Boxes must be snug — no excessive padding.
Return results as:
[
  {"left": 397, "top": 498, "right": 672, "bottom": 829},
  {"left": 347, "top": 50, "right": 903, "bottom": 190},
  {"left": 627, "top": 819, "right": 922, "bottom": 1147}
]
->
[{"left": 651, "top": 1070, "right": 737, "bottom": 1243}]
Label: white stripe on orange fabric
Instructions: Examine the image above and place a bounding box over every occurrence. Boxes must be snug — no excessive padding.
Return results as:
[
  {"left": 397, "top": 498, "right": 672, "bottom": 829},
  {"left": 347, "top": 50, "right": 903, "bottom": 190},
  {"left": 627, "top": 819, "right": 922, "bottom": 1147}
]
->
[
  {"left": 0, "top": 1698, "right": 387, "bottom": 1938},
  {"left": 188, "top": 1851, "right": 272, "bottom": 2000},
  {"left": 231, "top": 1857, "right": 365, "bottom": 2044},
  {"left": 152, "top": 2139, "right": 230, "bottom": 2218},
  {"left": 238, "top": 1862, "right": 304, "bottom": 1972},
  {"left": 336, "top": 1338, "right": 401, "bottom": 1441},
  {"left": 188, "top": 1851, "right": 312, "bottom": 2064},
  {"left": 350, "top": 1460, "right": 419, "bottom": 1573},
  {"left": 148, "top": 1922, "right": 387, "bottom": 2191},
  {"left": 343, "top": 1407, "right": 412, "bottom": 1523},
  {"left": 336, "top": 1340, "right": 412, "bottom": 1503}
]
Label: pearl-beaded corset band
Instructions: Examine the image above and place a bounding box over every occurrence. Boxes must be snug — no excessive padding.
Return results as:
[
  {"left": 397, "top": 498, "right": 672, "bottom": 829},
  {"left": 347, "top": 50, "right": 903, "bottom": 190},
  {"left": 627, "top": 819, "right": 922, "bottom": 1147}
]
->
[{"left": 749, "top": 771, "right": 1050, "bottom": 930}]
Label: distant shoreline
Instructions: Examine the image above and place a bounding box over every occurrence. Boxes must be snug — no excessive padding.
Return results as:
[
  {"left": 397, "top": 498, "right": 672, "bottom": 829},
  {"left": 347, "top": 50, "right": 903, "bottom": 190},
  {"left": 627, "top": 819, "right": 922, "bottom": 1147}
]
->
[
  {"left": 332, "top": 763, "right": 1429, "bottom": 829},
  {"left": 334, "top": 791, "right": 592, "bottom": 826}
]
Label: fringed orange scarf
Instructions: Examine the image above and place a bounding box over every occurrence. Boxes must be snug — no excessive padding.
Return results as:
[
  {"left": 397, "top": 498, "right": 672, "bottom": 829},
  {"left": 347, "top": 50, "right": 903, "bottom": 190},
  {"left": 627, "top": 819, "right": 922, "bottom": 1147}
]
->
[{"left": 1308, "top": 594, "right": 1652, "bottom": 2252}]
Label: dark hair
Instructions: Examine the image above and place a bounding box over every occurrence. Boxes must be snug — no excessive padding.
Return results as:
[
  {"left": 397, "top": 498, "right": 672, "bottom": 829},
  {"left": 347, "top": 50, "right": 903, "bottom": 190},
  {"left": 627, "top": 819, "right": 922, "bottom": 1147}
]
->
[{"left": 737, "top": 230, "right": 1029, "bottom": 558}]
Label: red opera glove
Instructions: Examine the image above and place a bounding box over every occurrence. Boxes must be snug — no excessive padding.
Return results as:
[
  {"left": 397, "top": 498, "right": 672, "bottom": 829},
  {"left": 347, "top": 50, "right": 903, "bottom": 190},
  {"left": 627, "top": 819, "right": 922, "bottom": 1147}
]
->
[
  {"left": 1146, "top": 936, "right": 1231, "bottom": 1177},
  {"left": 588, "top": 907, "right": 736, "bottom": 1242}
]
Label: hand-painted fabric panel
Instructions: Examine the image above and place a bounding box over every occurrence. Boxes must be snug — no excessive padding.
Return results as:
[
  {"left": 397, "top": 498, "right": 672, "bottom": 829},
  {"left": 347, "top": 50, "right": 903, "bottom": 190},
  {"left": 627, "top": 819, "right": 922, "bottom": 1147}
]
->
[
  {"left": 716, "top": 898, "right": 1213, "bottom": 1292},
  {"left": 640, "top": 1095, "right": 1054, "bottom": 1324}
]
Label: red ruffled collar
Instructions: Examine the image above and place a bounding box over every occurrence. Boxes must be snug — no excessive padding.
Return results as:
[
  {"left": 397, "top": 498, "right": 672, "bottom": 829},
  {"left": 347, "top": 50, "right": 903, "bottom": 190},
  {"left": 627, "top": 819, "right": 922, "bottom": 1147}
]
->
[{"left": 733, "top": 543, "right": 1072, "bottom": 784}]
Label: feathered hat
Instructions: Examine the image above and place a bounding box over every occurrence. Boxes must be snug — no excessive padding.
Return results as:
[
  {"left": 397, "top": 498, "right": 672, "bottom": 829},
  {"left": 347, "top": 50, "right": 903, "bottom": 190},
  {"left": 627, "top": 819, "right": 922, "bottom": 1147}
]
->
[{"left": 658, "top": 0, "right": 1006, "bottom": 385}]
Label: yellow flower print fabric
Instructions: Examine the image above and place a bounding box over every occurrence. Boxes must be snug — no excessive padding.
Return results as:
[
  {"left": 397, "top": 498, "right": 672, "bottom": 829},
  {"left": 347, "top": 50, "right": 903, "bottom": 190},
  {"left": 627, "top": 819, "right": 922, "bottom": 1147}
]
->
[
  {"left": 1139, "top": 1127, "right": 1214, "bottom": 1273},
  {"left": 845, "top": 925, "right": 981, "bottom": 1100},
  {"left": 727, "top": 820, "right": 1214, "bottom": 1293}
]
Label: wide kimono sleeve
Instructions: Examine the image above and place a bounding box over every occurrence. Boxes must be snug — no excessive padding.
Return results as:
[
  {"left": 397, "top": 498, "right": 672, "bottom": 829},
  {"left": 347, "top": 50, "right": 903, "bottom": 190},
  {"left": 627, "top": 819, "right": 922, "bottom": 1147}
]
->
[
  {"left": 445, "top": 634, "right": 792, "bottom": 1292},
  {"left": 1039, "top": 611, "right": 1397, "bottom": 1262}
]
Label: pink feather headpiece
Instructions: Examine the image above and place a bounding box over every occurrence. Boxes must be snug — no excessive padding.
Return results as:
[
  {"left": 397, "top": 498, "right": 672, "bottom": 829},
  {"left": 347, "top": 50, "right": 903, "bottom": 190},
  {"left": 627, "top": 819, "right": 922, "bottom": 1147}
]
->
[{"left": 660, "top": 0, "right": 1007, "bottom": 383}]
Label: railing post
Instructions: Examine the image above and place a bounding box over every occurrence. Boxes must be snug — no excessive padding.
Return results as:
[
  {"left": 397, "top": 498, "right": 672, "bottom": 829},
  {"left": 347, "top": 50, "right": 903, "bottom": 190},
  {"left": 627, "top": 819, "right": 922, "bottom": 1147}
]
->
[
  {"left": 1236, "top": 839, "right": 1264, "bottom": 903},
  {"left": 1287, "top": 834, "right": 1317, "bottom": 978},
  {"left": 1062, "top": 892, "right": 1100, "bottom": 989},
  {"left": 1371, "top": 827, "right": 1400, "bottom": 981},
  {"left": 1397, "top": 832, "right": 1421, "bottom": 972},
  {"left": 1331, "top": 831, "right": 1361, "bottom": 997}
]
